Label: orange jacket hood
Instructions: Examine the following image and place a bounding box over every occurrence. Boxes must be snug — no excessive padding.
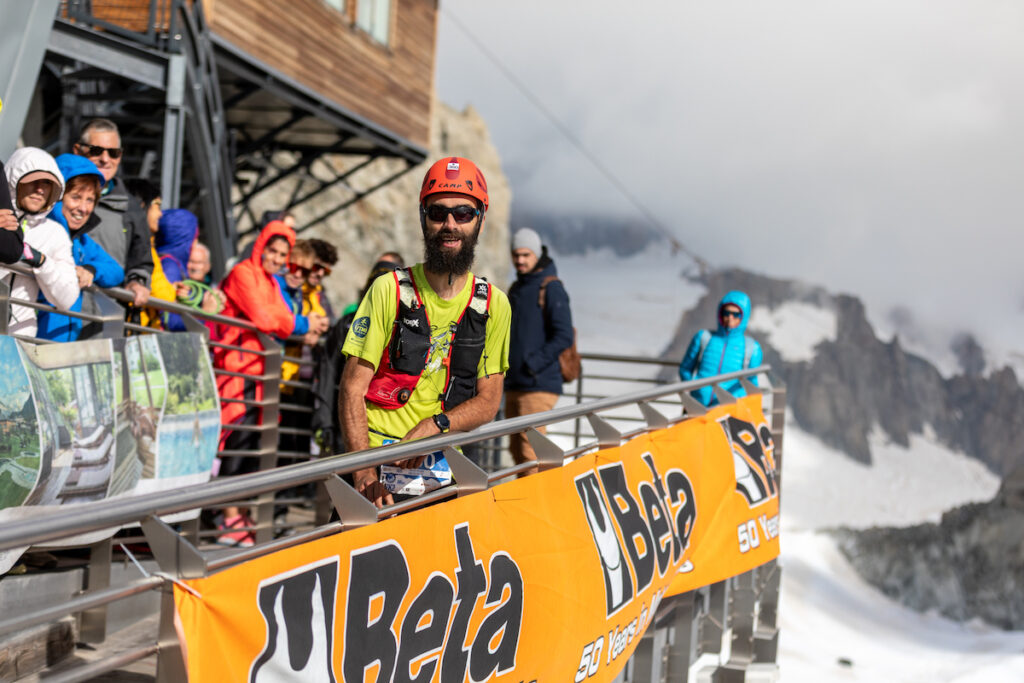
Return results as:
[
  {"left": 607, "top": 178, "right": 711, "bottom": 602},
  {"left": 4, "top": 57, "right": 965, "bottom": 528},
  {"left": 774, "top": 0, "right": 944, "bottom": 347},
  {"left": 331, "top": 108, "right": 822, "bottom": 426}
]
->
[{"left": 248, "top": 220, "right": 295, "bottom": 269}]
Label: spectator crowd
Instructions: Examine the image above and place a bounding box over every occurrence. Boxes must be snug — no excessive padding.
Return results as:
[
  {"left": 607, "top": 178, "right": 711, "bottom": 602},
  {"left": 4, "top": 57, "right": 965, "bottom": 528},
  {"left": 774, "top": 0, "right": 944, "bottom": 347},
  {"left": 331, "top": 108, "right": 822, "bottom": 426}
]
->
[{"left": 2, "top": 123, "right": 762, "bottom": 547}]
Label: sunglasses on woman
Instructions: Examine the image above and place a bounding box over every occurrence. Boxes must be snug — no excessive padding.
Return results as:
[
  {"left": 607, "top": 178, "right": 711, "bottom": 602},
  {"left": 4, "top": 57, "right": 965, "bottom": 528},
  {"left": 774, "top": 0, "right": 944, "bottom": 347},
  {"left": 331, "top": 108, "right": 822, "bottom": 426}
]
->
[
  {"left": 287, "top": 263, "right": 313, "bottom": 278},
  {"left": 423, "top": 204, "right": 481, "bottom": 224},
  {"left": 312, "top": 263, "right": 331, "bottom": 277},
  {"left": 720, "top": 309, "right": 743, "bottom": 319}
]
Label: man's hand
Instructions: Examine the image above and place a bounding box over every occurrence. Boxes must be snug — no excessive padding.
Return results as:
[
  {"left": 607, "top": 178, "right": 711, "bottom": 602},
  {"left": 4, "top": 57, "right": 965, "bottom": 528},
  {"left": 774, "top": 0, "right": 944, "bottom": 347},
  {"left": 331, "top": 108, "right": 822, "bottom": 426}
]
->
[
  {"left": 125, "top": 280, "right": 150, "bottom": 306},
  {"left": 353, "top": 467, "right": 393, "bottom": 509},
  {"left": 396, "top": 417, "right": 441, "bottom": 469},
  {"left": 200, "top": 290, "right": 224, "bottom": 313},
  {"left": 303, "top": 331, "right": 321, "bottom": 346},
  {"left": 308, "top": 312, "right": 329, "bottom": 335},
  {"left": 0, "top": 209, "right": 17, "bottom": 231},
  {"left": 75, "top": 266, "right": 94, "bottom": 289}
]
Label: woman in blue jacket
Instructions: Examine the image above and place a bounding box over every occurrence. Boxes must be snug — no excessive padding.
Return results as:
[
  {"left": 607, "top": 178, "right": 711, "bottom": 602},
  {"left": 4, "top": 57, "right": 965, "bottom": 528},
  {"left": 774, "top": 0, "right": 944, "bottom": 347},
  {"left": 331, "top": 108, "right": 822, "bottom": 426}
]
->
[
  {"left": 678, "top": 290, "right": 762, "bottom": 406},
  {"left": 36, "top": 154, "right": 124, "bottom": 341}
]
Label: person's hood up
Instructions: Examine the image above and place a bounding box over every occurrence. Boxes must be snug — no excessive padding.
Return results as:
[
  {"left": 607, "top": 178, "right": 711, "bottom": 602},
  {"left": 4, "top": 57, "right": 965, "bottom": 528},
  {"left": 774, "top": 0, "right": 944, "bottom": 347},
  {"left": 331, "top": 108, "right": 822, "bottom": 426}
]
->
[
  {"left": 155, "top": 208, "right": 199, "bottom": 267},
  {"left": 248, "top": 220, "right": 295, "bottom": 269},
  {"left": 54, "top": 153, "right": 104, "bottom": 191},
  {"left": 5, "top": 147, "right": 64, "bottom": 222},
  {"left": 50, "top": 154, "right": 105, "bottom": 239},
  {"left": 717, "top": 290, "right": 752, "bottom": 333}
]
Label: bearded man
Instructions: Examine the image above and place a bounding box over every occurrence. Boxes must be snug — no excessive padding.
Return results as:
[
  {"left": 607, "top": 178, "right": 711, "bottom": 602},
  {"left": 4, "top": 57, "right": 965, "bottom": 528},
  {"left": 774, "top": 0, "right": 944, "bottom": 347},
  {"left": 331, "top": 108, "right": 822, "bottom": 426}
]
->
[{"left": 339, "top": 157, "right": 511, "bottom": 507}]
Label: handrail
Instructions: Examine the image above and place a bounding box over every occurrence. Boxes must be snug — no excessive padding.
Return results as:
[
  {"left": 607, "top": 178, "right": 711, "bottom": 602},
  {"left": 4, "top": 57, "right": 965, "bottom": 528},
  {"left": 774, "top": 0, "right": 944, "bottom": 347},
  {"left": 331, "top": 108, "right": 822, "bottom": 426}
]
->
[
  {"left": 0, "top": 365, "right": 769, "bottom": 552},
  {"left": 0, "top": 261, "right": 261, "bottom": 333},
  {"left": 577, "top": 351, "right": 679, "bottom": 366}
]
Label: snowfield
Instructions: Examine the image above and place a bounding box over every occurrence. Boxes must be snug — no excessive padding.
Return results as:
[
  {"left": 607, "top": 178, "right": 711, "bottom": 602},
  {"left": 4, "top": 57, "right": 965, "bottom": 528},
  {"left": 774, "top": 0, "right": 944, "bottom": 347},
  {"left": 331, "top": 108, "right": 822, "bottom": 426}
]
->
[
  {"left": 779, "top": 532, "right": 1024, "bottom": 683},
  {"left": 748, "top": 302, "right": 837, "bottom": 363},
  {"left": 781, "top": 423, "right": 1000, "bottom": 532},
  {"left": 553, "top": 248, "right": 1024, "bottom": 682}
]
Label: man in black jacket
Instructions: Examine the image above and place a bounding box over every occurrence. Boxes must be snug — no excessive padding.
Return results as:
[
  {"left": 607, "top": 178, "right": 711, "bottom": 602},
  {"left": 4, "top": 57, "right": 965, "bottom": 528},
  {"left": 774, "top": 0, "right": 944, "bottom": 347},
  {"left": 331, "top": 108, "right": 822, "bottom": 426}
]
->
[
  {"left": 505, "top": 228, "right": 574, "bottom": 465},
  {"left": 74, "top": 118, "right": 152, "bottom": 305}
]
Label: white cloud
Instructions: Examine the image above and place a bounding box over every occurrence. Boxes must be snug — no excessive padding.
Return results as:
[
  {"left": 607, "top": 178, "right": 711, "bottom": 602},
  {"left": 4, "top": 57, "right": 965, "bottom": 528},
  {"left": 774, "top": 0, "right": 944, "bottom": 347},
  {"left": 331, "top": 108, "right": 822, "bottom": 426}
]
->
[{"left": 436, "top": 0, "right": 1024, "bottom": 344}]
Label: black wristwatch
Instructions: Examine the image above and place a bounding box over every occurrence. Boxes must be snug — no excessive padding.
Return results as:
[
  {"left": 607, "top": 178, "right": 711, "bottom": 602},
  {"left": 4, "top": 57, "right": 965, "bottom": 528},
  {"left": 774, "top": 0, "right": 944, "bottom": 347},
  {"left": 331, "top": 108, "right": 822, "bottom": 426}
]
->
[{"left": 432, "top": 413, "right": 450, "bottom": 433}]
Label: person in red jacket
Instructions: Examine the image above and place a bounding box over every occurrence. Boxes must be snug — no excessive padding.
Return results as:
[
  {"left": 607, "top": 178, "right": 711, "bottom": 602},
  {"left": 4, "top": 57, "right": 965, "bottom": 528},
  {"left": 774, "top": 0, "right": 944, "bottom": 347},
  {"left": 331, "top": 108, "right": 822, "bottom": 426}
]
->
[{"left": 213, "top": 220, "right": 306, "bottom": 545}]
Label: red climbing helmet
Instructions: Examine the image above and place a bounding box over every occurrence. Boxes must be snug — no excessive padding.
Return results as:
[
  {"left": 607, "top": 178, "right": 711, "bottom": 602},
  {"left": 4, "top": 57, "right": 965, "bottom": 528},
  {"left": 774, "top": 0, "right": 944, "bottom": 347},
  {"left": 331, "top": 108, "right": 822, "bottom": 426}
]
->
[{"left": 419, "top": 156, "right": 489, "bottom": 211}]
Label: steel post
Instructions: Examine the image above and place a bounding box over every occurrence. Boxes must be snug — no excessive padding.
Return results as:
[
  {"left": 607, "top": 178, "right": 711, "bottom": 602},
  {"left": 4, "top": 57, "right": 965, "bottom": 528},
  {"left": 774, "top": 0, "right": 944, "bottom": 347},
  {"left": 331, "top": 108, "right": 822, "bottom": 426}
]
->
[{"left": 79, "top": 537, "right": 112, "bottom": 643}]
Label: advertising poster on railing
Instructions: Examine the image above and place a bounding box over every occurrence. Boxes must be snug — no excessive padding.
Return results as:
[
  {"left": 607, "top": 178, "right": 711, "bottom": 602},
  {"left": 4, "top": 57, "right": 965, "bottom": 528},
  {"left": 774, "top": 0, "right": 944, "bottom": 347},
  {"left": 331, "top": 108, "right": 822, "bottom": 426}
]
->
[
  {"left": 0, "top": 333, "right": 219, "bottom": 574},
  {"left": 174, "top": 396, "right": 780, "bottom": 682}
]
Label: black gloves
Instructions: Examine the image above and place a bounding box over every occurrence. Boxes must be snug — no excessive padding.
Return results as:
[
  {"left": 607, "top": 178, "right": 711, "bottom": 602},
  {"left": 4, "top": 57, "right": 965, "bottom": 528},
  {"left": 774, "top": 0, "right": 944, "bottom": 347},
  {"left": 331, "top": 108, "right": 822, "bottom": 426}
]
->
[{"left": 20, "top": 243, "right": 46, "bottom": 268}]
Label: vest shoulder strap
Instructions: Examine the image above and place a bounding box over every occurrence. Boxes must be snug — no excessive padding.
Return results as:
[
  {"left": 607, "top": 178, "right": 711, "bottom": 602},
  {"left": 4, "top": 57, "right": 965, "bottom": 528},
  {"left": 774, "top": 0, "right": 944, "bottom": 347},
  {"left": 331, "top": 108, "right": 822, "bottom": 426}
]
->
[
  {"left": 743, "top": 336, "right": 755, "bottom": 368},
  {"left": 395, "top": 267, "right": 420, "bottom": 310},
  {"left": 537, "top": 275, "right": 559, "bottom": 308},
  {"left": 468, "top": 275, "right": 491, "bottom": 316},
  {"left": 695, "top": 329, "right": 712, "bottom": 368}
]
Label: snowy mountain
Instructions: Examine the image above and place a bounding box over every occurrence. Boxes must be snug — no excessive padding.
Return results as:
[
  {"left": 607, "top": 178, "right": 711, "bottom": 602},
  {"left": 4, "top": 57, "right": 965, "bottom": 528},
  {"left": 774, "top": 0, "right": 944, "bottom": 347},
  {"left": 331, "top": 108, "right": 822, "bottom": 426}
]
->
[
  {"left": 836, "top": 470, "right": 1024, "bottom": 631},
  {"left": 552, "top": 246, "right": 1024, "bottom": 681}
]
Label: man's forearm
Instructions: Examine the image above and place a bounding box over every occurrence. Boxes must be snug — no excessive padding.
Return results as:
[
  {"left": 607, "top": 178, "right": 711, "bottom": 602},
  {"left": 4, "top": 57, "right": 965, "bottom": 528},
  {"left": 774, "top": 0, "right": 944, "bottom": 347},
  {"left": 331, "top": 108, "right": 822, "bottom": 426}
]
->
[
  {"left": 447, "top": 397, "right": 498, "bottom": 433},
  {"left": 445, "top": 374, "right": 504, "bottom": 433},
  {"left": 340, "top": 389, "right": 370, "bottom": 453}
]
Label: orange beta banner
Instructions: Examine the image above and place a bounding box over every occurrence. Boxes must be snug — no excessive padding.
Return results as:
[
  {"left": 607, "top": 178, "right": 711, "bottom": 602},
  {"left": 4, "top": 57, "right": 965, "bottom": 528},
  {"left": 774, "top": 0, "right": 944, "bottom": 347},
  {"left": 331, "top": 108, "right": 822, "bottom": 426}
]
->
[{"left": 174, "top": 396, "right": 780, "bottom": 682}]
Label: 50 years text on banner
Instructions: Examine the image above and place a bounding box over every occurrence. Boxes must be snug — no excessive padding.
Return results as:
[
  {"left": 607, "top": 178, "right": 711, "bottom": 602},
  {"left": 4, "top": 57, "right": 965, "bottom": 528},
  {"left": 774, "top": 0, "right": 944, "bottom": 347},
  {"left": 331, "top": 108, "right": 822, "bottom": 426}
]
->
[{"left": 174, "top": 395, "right": 779, "bottom": 682}]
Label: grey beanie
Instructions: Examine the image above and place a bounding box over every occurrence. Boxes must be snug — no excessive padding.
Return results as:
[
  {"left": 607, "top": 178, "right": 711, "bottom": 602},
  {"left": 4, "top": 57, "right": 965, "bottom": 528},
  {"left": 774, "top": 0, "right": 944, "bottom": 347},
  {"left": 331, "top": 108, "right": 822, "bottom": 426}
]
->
[{"left": 511, "top": 227, "right": 543, "bottom": 256}]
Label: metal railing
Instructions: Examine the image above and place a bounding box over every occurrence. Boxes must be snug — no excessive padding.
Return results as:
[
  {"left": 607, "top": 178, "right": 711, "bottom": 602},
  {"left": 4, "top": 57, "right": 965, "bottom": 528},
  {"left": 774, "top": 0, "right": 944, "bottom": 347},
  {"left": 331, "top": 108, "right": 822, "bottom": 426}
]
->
[{"left": 0, "top": 269, "right": 784, "bottom": 682}]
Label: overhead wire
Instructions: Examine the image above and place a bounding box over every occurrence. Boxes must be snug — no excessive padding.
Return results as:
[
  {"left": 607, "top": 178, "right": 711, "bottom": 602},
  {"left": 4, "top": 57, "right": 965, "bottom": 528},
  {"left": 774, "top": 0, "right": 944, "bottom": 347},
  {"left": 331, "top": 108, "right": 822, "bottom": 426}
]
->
[{"left": 441, "top": 6, "right": 710, "bottom": 275}]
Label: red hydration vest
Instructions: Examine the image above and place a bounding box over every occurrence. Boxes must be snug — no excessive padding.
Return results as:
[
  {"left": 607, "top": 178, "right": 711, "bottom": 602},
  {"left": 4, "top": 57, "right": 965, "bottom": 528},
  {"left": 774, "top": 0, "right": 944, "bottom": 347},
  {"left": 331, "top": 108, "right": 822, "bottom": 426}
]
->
[{"left": 365, "top": 268, "right": 491, "bottom": 411}]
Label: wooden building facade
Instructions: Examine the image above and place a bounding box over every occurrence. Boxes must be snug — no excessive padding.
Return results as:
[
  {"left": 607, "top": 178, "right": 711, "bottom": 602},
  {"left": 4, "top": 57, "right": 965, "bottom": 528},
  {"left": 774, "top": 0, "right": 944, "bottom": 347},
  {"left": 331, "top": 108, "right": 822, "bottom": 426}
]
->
[
  {"left": 205, "top": 0, "right": 437, "bottom": 149},
  {"left": 37, "top": 0, "right": 438, "bottom": 267}
]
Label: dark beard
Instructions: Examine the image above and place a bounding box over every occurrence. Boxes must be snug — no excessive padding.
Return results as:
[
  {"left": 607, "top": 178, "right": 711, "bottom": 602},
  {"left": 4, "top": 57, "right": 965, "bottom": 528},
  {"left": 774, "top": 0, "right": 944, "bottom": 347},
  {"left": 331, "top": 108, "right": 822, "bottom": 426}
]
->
[{"left": 423, "top": 223, "right": 481, "bottom": 276}]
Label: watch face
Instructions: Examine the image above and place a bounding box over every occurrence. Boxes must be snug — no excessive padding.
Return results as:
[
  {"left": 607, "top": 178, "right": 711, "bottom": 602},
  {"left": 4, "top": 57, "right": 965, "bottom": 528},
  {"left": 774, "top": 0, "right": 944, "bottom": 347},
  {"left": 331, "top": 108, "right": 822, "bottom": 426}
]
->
[{"left": 434, "top": 414, "right": 450, "bottom": 432}]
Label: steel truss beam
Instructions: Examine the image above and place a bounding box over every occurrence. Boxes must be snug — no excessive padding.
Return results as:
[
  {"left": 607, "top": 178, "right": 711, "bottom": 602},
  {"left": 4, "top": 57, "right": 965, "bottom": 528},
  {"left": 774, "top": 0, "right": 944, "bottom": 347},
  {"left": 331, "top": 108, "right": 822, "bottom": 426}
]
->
[
  {"left": 212, "top": 34, "right": 427, "bottom": 165},
  {"left": 232, "top": 135, "right": 354, "bottom": 209},
  {"left": 294, "top": 160, "right": 416, "bottom": 236},
  {"left": 234, "top": 110, "right": 308, "bottom": 155},
  {"left": 48, "top": 19, "right": 168, "bottom": 90}
]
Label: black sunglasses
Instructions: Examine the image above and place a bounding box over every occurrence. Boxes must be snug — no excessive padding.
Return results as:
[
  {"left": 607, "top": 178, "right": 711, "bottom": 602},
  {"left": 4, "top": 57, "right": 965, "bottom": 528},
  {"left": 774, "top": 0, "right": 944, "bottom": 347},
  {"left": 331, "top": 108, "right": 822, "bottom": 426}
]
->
[
  {"left": 78, "top": 143, "right": 123, "bottom": 160},
  {"left": 720, "top": 309, "right": 743, "bottom": 319},
  {"left": 312, "top": 263, "right": 331, "bottom": 277},
  {"left": 287, "top": 263, "right": 313, "bottom": 278},
  {"left": 423, "top": 204, "right": 481, "bottom": 224}
]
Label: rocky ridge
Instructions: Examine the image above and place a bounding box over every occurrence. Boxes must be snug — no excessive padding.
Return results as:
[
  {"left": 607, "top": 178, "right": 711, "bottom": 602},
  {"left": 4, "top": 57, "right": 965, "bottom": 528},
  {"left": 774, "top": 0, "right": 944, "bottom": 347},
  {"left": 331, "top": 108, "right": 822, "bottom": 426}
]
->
[
  {"left": 834, "top": 470, "right": 1024, "bottom": 630},
  {"left": 658, "top": 267, "right": 1024, "bottom": 477},
  {"left": 655, "top": 266, "right": 1024, "bottom": 630}
]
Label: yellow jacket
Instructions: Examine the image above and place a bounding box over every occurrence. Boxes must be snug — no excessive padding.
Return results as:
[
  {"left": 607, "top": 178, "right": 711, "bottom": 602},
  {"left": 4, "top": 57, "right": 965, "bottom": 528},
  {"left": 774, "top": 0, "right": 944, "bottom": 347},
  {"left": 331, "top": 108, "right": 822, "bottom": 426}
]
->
[
  {"left": 140, "top": 242, "right": 177, "bottom": 328},
  {"left": 281, "top": 284, "right": 326, "bottom": 388}
]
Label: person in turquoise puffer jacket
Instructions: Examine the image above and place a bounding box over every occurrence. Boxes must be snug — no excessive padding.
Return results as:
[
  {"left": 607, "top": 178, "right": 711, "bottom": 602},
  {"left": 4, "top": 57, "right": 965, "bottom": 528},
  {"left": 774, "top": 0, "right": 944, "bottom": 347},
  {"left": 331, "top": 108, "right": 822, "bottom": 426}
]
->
[{"left": 678, "top": 290, "right": 763, "bottom": 406}]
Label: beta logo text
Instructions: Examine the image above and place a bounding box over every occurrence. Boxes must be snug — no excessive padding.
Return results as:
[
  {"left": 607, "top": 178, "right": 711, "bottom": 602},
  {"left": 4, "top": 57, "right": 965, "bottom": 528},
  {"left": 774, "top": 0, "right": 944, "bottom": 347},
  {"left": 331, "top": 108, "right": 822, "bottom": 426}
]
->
[
  {"left": 575, "top": 453, "right": 697, "bottom": 618},
  {"left": 342, "top": 523, "right": 523, "bottom": 683}
]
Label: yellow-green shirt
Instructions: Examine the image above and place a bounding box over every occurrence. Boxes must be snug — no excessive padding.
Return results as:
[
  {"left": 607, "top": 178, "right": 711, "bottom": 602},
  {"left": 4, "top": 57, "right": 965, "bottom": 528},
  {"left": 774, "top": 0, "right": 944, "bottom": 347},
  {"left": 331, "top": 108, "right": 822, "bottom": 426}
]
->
[{"left": 342, "top": 264, "right": 511, "bottom": 446}]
